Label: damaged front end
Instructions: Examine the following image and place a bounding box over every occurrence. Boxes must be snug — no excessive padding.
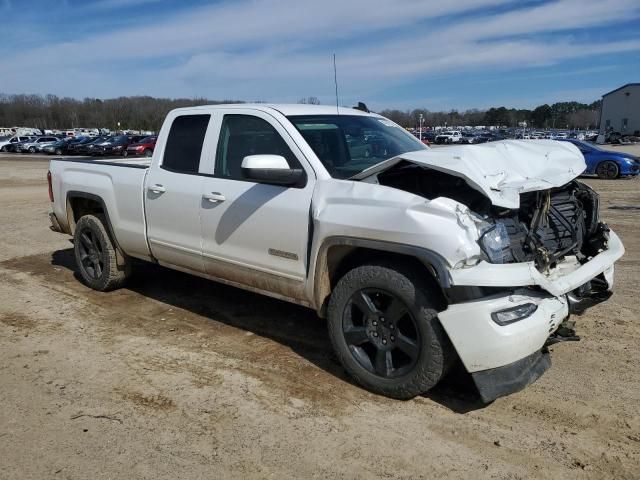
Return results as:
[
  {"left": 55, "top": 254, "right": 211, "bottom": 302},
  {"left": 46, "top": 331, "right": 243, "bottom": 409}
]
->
[
  {"left": 373, "top": 155, "right": 617, "bottom": 315},
  {"left": 365, "top": 142, "right": 625, "bottom": 401},
  {"left": 477, "top": 181, "right": 613, "bottom": 313}
]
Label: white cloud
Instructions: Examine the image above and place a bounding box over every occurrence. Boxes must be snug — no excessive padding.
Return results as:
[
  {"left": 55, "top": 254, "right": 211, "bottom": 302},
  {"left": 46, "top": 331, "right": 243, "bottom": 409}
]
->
[{"left": 0, "top": 0, "right": 639, "bottom": 104}]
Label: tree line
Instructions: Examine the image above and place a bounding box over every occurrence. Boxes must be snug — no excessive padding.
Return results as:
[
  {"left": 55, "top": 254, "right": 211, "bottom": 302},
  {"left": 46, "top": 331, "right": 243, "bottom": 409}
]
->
[
  {"left": 379, "top": 100, "right": 601, "bottom": 130},
  {"left": 0, "top": 94, "right": 243, "bottom": 132},
  {"left": 0, "top": 93, "right": 601, "bottom": 131}
]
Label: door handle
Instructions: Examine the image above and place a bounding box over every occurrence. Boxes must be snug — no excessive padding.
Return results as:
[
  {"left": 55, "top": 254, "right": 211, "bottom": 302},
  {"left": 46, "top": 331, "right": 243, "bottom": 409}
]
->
[
  {"left": 203, "top": 192, "right": 226, "bottom": 203},
  {"left": 148, "top": 184, "right": 166, "bottom": 194}
]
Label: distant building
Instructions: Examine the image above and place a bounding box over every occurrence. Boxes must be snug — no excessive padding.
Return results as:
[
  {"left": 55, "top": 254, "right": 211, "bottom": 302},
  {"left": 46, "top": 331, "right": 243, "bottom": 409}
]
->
[{"left": 599, "top": 83, "right": 640, "bottom": 136}]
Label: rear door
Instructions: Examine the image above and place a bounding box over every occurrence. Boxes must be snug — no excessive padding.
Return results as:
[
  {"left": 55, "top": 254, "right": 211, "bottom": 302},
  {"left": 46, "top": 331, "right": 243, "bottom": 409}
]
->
[
  {"left": 144, "top": 113, "right": 213, "bottom": 273},
  {"left": 199, "top": 109, "right": 315, "bottom": 291}
]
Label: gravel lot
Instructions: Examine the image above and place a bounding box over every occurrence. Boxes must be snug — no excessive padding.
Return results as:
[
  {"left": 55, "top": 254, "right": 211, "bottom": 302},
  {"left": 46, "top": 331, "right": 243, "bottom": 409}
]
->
[{"left": 0, "top": 151, "right": 639, "bottom": 479}]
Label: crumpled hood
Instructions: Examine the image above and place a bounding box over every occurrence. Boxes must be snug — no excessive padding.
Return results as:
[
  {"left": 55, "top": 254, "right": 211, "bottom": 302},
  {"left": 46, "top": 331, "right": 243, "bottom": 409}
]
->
[{"left": 357, "top": 140, "right": 586, "bottom": 209}]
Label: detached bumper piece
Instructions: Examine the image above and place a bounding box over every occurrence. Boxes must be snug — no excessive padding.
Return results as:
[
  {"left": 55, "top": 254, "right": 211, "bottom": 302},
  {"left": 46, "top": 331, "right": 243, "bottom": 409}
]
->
[{"left": 471, "top": 350, "right": 551, "bottom": 403}]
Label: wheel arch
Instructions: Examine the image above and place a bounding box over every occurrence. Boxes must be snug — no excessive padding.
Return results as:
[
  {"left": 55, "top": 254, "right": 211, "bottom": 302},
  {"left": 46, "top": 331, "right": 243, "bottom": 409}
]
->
[
  {"left": 312, "top": 236, "right": 451, "bottom": 317},
  {"left": 66, "top": 191, "right": 126, "bottom": 258}
]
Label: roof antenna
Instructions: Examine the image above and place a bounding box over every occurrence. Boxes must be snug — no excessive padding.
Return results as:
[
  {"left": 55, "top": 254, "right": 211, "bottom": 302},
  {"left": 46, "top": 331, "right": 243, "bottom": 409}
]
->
[{"left": 333, "top": 53, "right": 339, "bottom": 115}]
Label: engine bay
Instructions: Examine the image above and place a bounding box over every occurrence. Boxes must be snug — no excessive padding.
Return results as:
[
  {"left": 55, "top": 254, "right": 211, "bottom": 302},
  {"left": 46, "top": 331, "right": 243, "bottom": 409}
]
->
[{"left": 377, "top": 162, "right": 610, "bottom": 272}]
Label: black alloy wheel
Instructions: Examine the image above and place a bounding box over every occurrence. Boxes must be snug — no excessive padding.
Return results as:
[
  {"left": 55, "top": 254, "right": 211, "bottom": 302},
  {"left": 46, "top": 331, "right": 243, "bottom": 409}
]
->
[
  {"left": 596, "top": 160, "right": 619, "bottom": 179},
  {"left": 342, "top": 288, "right": 420, "bottom": 378},
  {"left": 77, "top": 228, "right": 105, "bottom": 280},
  {"left": 73, "top": 215, "right": 130, "bottom": 291}
]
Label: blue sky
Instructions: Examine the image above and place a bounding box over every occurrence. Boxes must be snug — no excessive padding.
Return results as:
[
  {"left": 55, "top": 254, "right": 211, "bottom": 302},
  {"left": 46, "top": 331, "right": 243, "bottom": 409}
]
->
[{"left": 1, "top": 0, "right": 638, "bottom": 111}]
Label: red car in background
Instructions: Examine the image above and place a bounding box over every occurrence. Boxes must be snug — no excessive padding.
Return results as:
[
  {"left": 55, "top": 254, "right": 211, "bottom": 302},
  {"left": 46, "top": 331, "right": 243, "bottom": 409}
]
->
[{"left": 126, "top": 136, "right": 157, "bottom": 157}]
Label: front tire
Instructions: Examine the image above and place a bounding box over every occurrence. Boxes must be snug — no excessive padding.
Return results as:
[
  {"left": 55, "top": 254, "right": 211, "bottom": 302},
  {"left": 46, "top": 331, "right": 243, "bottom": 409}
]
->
[
  {"left": 327, "top": 262, "right": 452, "bottom": 399},
  {"left": 596, "top": 160, "right": 619, "bottom": 179},
  {"left": 74, "top": 214, "right": 130, "bottom": 291},
  {"left": 29, "top": 146, "right": 36, "bottom": 153}
]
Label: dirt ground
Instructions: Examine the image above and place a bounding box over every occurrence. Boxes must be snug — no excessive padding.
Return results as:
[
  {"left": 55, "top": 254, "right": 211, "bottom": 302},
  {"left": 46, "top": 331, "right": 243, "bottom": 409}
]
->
[{"left": 0, "top": 152, "right": 638, "bottom": 479}]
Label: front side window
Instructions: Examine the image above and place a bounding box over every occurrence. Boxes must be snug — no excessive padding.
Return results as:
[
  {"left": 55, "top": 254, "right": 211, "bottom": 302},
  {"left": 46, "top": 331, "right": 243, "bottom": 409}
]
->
[
  {"left": 215, "top": 114, "right": 300, "bottom": 180},
  {"left": 288, "top": 115, "right": 426, "bottom": 179},
  {"left": 162, "top": 114, "right": 210, "bottom": 174}
]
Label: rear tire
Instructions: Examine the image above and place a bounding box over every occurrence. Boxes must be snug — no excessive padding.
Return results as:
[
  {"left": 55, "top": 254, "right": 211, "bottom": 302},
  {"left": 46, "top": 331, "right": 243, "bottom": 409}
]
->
[
  {"left": 596, "top": 160, "right": 619, "bottom": 179},
  {"left": 144, "top": 149, "right": 152, "bottom": 157},
  {"left": 29, "top": 146, "right": 36, "bottom": 153},
  {"left": 327, "top": 262, "right": 452, "bottom": 399},
  {"left": 55, "top": 148, "right": 62, "bottom": 155},
  {"left": 74, "top": 214, "right": 130, "bottom": 291}
]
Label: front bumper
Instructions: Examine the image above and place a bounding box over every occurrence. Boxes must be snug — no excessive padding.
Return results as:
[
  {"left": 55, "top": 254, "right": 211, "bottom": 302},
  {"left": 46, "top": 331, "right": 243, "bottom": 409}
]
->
[
  {"left": 439, "top": 234, "right": 620, "bottom": 401},
  {"left": 449, "top": 230, "right": 624, "bottom": 296},
  {"left": 471, "top": 350, "right": 550, "bottom": 403},
  {"left": 439, "top": 290, "right": 568, "bottom": 373}
]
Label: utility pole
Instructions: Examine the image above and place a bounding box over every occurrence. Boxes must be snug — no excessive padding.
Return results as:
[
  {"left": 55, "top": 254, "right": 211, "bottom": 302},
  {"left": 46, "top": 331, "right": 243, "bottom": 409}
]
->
[{"left": 419, "top": 113, "right": 424, "bottom": 142}]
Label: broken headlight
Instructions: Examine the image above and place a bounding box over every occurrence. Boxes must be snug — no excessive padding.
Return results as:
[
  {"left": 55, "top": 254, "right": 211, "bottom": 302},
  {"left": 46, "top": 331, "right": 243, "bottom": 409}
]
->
[
  {"left": 479, "top": 221, "right": 510, "bottom": 263},
  {"left": 491, "top": 303, "right": 538, "bottom": 326}
]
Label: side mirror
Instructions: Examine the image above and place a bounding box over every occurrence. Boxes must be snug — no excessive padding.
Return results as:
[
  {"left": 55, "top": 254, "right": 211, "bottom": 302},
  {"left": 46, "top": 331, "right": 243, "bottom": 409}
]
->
[{"left": 241, "top": 155, "right": 305, "bottom": 187}]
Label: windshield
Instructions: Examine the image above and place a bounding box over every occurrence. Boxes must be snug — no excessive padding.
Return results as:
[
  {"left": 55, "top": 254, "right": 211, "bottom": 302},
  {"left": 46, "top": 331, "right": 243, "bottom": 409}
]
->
[{"left": 287, "top": 114, "right": 426, "bottom": 179}]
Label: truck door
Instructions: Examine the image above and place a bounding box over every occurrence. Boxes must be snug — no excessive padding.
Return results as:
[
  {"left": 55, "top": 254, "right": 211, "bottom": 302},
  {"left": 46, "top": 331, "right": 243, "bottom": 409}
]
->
[
  {"left": 199, "top": 110, "right": 315, "bottom": 297},
  {"left": 144, "top": 113, "right": 213, "bottom": 273}
]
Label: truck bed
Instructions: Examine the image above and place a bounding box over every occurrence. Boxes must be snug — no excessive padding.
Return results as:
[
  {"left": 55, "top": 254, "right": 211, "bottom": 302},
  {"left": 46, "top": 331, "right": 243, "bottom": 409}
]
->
[{"left": 49, "top": 156, "right": 152, "bottom": 261}]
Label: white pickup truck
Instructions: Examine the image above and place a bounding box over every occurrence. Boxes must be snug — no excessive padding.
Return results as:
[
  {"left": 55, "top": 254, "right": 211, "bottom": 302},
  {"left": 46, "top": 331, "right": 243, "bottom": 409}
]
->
[
  {"left": 48, "top": 104, "right": 624, "bottom": 402},
  {"left": 434, "top": 130, "right": 462, "bottom": 144}
]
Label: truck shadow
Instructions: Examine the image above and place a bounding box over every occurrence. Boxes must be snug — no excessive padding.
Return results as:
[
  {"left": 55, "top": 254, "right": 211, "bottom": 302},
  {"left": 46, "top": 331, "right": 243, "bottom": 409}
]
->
[{"left": 51, "top": 248, "right": 484, "bottom": 413}]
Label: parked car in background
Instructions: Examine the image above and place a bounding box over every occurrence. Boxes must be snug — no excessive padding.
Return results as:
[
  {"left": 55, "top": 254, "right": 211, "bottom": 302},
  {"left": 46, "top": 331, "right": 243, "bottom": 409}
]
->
[
  {"left": 89, "top": 135, "right": 131, "bottom": 156},
  {"left": 126, "top": 135, "right": 157, "bottom": 157},
  {"left": 76, "top": 136, "right": 110, "bottom": 156},
  {"left": 41, "top": 137, "right": 81, "bottom": 156},
  {"left": 1, "top": 136, "right": 36, "bottom": 152},
  {"left": 434, "top": 130, "right": 462, "bottom": 144},
  {"left": 5, "top": 136, "right": 39, "bottom": 153},
  {"left": 414, "top": 131, "right": 436, "bottom": 144},
  {"left": 17, "top": 136, "right": 59, "bottom": 153},
  {"left": 128, "top": 135, "right": 148, "bottom": 144},
  {"left": 471, "top": 134, "right": 492, "bottom": 143},
  {"left": 559, "top": 139, "right": 640, "bottom": 179},
  {"left": 459, "top": 132, "right": 476, "bottom": 144},
  {"left": 66, "top": 136, "right": 98, "bottom": 155}
]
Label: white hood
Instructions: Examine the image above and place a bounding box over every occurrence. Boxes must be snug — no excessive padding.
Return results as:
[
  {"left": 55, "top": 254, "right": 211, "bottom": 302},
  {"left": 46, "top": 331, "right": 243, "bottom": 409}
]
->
[{"left": 358, "top": 140, "right": 586, "bottom": 209}]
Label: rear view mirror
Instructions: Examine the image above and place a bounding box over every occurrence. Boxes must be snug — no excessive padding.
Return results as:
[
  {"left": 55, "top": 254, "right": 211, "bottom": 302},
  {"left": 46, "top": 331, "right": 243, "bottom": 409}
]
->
[{"left": 241, "top": 155, "right": 305, "bottom": 187}]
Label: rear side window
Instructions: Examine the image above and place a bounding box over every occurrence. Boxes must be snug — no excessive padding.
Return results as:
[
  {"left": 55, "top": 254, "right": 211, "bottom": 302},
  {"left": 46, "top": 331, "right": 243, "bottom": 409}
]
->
[
  {"left": 162, "top": 114, "right": 210, "bottom": 174},
  {"left": 215, "top": 114, "right": 300, "bottom": 180}
]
